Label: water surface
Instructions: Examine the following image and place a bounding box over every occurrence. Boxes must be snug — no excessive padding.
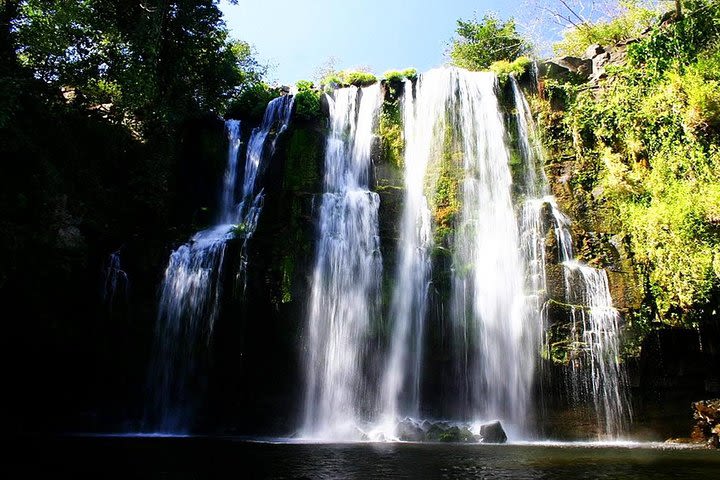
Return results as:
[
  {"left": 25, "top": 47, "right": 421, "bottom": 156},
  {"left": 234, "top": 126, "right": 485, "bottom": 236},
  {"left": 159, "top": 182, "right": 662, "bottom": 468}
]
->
[{"left": 14, "top": 435, "right": 719, "bottom": 478}]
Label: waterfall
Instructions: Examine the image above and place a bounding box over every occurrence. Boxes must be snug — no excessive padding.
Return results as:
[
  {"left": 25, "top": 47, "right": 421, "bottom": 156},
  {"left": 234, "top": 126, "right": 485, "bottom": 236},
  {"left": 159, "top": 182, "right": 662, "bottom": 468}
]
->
[
  {"left": 377, "top": 78, "right": 435, "bottom": 434},
  {"left": 511, "top": 76, "right": 630, "bottom": 438},
  {"left": 103, "top": 249, "right": 128, "bottom": 309},
  {"left": 444, "top": 70, "right": 536, "bottom": 430},
  {"left": 302, "top": 84, "right": 383, "bottom": 440},
  {"left": 147, "top": 95, "right": 294, "bottom": 433}
]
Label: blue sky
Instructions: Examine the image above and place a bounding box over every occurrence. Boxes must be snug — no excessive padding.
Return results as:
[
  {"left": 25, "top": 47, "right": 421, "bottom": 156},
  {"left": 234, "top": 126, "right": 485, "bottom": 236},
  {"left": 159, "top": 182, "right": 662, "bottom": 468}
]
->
[{"left": 220, "top": 0, "right": 530, "bottom": 85}]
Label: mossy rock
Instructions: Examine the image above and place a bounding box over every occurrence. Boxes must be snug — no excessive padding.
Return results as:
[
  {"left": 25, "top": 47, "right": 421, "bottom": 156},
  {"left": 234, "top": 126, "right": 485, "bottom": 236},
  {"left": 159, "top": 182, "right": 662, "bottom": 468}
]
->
[{"left": 283, "top": 128, "right": 322, "bottom": 192}]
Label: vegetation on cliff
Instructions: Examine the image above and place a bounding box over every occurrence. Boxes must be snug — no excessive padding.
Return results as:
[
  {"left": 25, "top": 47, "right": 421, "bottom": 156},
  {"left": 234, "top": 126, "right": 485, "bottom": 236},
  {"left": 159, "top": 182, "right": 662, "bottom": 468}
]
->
[
  {"left": 538, "top": 0, "right": 720, "bottom": 329},
  {"left": 448, "top": 13, "right": 531, "bottom": 70}
]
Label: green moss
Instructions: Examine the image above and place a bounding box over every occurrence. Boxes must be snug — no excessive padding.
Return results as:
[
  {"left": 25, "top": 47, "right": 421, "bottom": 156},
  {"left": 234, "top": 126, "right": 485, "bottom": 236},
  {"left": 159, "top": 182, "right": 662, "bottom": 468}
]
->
[
  {"left": 426, "top": 124, "right": 463, "bottom": 248},
  {"left": 377, "top": 99, "right": 404, "bottom": 170},
  {"left": 284, "top": 129, "right": 321, "bottom": 191}
]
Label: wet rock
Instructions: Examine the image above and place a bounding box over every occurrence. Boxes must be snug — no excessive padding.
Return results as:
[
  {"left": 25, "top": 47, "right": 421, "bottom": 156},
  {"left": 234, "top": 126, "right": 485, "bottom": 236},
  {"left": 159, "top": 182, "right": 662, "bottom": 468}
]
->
[
  {"left": 397, "top": 418, "right": 426, "bottom": 442},
  {"left": 425, "top": 422, "right": 447, "bottom": 441},
  {"left": 439, "top": 425, "right": 475, "bottom": 443},
  {"left": 692, "top": 399, "right": 720, "bottom": 448},
  {"left": 479, "top": 421, "right": 507, "bottom": 443}
]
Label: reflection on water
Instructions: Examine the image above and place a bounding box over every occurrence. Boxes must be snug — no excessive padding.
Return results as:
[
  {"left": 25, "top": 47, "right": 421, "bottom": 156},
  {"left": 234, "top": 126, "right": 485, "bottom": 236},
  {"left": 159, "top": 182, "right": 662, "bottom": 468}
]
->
[{"left": 14, "top": 436, "right": 720, "bottom": 477}]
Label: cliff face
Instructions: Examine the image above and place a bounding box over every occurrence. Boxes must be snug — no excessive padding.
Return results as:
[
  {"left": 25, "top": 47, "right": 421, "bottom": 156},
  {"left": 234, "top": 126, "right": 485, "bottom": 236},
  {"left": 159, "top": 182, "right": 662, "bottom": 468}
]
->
[
  {"left": 534, "top": 33, "right": 720, "bottom": 437},
  {"left": 8, "top": 59, "right": 718, "bottom": 439}
]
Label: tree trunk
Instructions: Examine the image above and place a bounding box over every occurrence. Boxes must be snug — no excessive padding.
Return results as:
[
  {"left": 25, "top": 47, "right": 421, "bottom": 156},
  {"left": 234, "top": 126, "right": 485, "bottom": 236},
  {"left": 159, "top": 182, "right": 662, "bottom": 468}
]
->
[{"left": 675, "top": 0, "right": 683, "bottom": 19}]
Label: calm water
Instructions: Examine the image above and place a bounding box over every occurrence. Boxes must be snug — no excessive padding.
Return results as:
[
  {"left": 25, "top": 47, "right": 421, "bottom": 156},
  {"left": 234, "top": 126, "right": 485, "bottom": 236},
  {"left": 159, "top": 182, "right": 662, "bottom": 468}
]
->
[{"left": 14, "top": 435, "right": 720, "bottom": 477}]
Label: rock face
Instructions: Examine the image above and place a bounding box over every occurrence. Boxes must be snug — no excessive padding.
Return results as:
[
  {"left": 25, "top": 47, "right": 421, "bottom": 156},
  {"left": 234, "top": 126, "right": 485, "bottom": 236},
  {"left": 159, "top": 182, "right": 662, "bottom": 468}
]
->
[
  {"left": 479, "top": 421, "right": 508, "bottom": 443},
  {"left": 692, "top": 399, "right": 720, "bottom": 448}
]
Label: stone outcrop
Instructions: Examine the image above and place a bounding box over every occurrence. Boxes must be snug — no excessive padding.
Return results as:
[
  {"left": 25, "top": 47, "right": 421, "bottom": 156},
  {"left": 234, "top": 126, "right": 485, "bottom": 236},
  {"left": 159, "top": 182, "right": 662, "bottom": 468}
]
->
[{"left": 692, "top": 399, "right": 720, "bottom": 448}]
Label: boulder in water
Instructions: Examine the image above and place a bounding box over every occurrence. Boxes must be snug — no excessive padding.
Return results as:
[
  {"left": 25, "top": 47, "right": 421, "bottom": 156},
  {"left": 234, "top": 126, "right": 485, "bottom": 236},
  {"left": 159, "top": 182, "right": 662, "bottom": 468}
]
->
[
  {"left": 425, "top": 422, "right": 446, "bottom": 441},
  {"left": 396, "top": 418, "right": 426, "bottom": 442},
  {"left": 479, "top": 421, "right": 507, "bottom": 444}
]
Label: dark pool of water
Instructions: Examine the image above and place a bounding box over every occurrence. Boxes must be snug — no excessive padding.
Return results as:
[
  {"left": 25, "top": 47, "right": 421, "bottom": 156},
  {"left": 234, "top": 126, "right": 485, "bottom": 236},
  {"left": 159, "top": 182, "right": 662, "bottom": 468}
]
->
[{"left": 12, "top": 435, "right": 720, "bottom": 478}]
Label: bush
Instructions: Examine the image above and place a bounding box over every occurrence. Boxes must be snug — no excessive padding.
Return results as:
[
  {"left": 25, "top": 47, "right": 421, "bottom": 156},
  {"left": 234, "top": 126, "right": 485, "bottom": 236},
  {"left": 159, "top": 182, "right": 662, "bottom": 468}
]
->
[
  {"left": 554, "top": 1, "right": 659, "bottom": 57},
  {"left": 402, "top": 68, "right": 418, "bottom": 80},
  {"left": 341, "top": 70, "right": 377, "bottom": 87},
  {"left": 448, "top": 13, "right": 530, "bottom": 70},
  {"left": 383, "top": 68, "right": 418, "bottom": 82},
  {"left": 542, "top": 1, "right": 720, "bottom": 324},
  {"left": 489, "top": 56, "right": 532, "bottom": 83},
  {"left": 383, "top": 70, "right": 404, "bottom": 82},
  {"left": 225, "top": 83, "right": 280, "bottom": 121},
  {"left": 296, "top": 80, "right": 314, "bottom": 92},
  {"left": 320, "top": 70, "right": 378, "bottom": 91},
  {"left": 293, "top": 89, "right": 322, "bottom": 122}
]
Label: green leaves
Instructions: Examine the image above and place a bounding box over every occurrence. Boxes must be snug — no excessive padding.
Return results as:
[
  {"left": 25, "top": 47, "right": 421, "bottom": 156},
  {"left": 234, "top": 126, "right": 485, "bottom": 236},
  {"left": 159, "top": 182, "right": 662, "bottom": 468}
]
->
[
  {"left": 548, "top": 0, "right": 720, "bottom": 323},
  {"left": 448, "top": 14, "right": 530, "bottom": 71},
  {"left": 12, "top": 1, "right": 265, "bottom": 135}
]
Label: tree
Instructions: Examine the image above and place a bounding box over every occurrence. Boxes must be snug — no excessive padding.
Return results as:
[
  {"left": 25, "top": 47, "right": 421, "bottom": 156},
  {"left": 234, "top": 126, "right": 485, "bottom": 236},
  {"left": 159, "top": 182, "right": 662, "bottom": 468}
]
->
[
  {"left": 11, "top": 0, "right": 262, "bottom": 134},
  {"left": 448, "top": 13, "right": 531, "bottom": 71}
]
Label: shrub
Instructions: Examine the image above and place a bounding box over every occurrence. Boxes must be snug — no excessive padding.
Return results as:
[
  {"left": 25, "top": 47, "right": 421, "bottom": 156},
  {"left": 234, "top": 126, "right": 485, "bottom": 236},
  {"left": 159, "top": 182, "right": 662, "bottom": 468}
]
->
[
  {"left": 293, "top": 89, "right": 322, "bottom": 121},
  {"left": 225, "top": 83, "right": 280, "bottom": 121},
  {"left": 320, "top": 70, "right": 378, "bottom": 91},
  {"left": 383, "top": 68, "right": 418, "bottom": 82},
  {"left": 554, "top": 1, "right": 659, "bottom": 57},
  {"left": 341, "top": 70, "right": 377, "bottom": 87},
  {"left": 402, "top": 68, "right": 418, "bottom": 80},
  {"left": 448, "top": 13, "right": 531, "bottom": 70},
  {"left": 489, "top": 56, "right": 532, "bottom": 83},
  {"left": 296, "top": 80, "right": 314, "bottom": 92},
  {"left": 383, "top": 70, "right": 404, "bottom": 82}
]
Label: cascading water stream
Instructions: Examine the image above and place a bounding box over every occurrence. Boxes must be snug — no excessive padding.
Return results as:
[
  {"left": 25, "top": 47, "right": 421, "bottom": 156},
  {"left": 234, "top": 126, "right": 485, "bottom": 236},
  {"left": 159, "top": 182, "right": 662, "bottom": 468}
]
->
[
  {"left": 103, "top": 249, "right": 128, "bottom": 309},
  {"left": 447, "top": 70, "right": 536, "bottom": 430},
  {"left": 376, "top": 77, "right": 436, "bottom": 436},
  {"left": 302, "top": 84, "right": 383, "bottom": 440},
  {"left": 511, "top": 76, "right": 630, "bottom": 438},
  {"left": 146, "top": 95, "right": 294, "bottom": 433}
]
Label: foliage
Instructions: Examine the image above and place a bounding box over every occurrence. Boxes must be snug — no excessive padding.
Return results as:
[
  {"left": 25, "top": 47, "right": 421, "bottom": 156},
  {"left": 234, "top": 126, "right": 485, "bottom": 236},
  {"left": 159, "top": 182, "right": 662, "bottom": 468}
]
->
[
  {"left": 383, "top": 70, "right": 404, "bottom": 83},
  {"left": 627, "top": 0, "right": 720, "bottom": 73},
  {"left": 427, "top": 125, "right": 463, "bottom": 247},
  {"left": 402, "top": 68, "right": 418, "bottom": 80},
  {"left": 225, "top": 82, "right": 279, "bottom": 122},
  {"left": 383, "top": 68, "right": 417, "bottom": 83},
  {"left": 284, "top": 128, "right": 321, "bottom": 191},
  {"left": 541, "top": 1, "right": 720, "bottom": 324},
  {"left": 490, "top": 56, "right": 532, "bottom": 83},
  {"left": 12, "top": 0, "right": 264, "bottom": 134},
  {"left": 553, "top": 1, "right": 659, "bottom": 57},
  {"left": 320, "top": 69, "right": 378, "bottom": 91},
  {"left": 341, "top": 70, "right": 377, "bottom": 86},
  {"left": 377, "top": 99, "right": 404, "bottom": 169},
  {"left": 293, "top": 80, "right": 322, "bottom": 122},
  {"left": 448, "top": 13, "right": 531, "bottom": 71}
]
